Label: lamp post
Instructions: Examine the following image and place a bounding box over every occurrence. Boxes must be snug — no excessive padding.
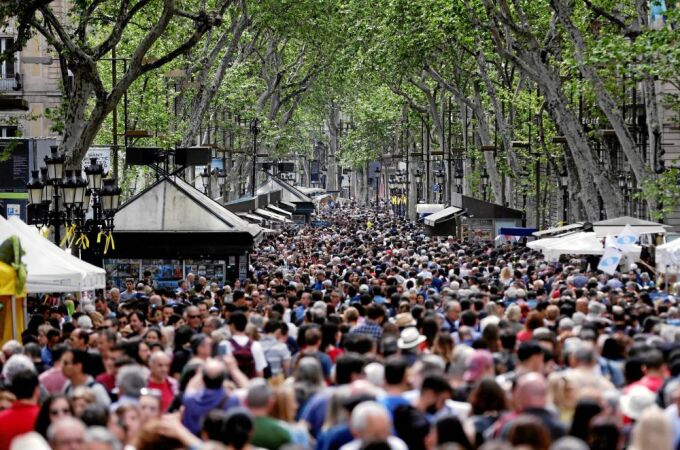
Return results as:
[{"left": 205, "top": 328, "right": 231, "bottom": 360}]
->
[
  {"left": 560, "top": 169, "right": 569, "bottom": 223},
  {"left": 414, "top": 169, "right": 423, "bottom": 203},
  {"left": 435, "top": 169, "right": 445, "bottom": 203},
  {"left": 481, "top": 170, "right": 489, "bottom": 201},
  {"left": 454, "top": 168, "right": 463, "bottom": 194},
  {"left": 617, "top": 172, "right": 626, "bottom": 215},
  {"left": 519, "top": 169, "right": 529, "bottom": 227},
  {"left": 27, "top": 148, "right": 121, "bottom": 252},
  {"left": 626, "top": 172, "right": 634, "bottom": 216},
  {"left": 201, "top": 166, "right": 211, "bottom": 196},
  {"left": 250, "top": 118, "right": 260, "bottom": 197},
  {"left": 374, "top": 166, "right": 381, "bottom": 208}
]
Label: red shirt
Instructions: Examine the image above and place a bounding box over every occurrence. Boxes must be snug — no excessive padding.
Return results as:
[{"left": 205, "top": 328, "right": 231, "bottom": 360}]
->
[
  {"left": 148, "top": 378, "right": 176, "bottom": 412},
  {"left": 0, "top": 401, "right": 40, "bottom": 450},
  {"left": 625, "top": 374, "right": 665, "bottom": 393}
]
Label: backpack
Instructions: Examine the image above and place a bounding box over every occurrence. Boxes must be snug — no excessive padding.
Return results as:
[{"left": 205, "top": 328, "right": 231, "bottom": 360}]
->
[{"left": 230, "top": 338, "right": 256, "bottom": 378}]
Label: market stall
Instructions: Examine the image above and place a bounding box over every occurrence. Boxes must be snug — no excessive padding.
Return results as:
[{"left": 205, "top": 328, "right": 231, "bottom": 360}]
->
[{"left": 0, "top": 236, "right": 26, "bottom": 345}]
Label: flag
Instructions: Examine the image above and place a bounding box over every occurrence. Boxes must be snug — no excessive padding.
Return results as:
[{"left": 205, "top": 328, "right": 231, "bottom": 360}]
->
[
  {"left": 613, "top": 224, "right": 639, "bottom": 251},
  {"left": 598, "top": 247, "right": 623, "bottom": 275}
]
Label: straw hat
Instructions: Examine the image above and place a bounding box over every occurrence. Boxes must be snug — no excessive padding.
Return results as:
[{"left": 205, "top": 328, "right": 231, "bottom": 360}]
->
[{"left": 397, "top": 327, "right": 426, "bottom": 350}]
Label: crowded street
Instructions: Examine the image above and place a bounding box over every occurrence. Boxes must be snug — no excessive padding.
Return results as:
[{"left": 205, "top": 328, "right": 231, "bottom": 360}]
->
[{"left": 1, "top": 204, "right": 679, "bottom": 450}]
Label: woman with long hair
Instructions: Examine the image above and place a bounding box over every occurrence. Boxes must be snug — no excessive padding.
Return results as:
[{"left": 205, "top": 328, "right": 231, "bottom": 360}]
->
[
  {"left": 432, "top": 332, "right": 455, "bottom": 371},
  {"left": 34, "top": 394, "right": 73, "bottom": 438},
  {"left": 269, "top": 386, "right": 311, "bottom": 448},
  {"left": 467, "top": 378, "right": 508, "bottom": 447}
]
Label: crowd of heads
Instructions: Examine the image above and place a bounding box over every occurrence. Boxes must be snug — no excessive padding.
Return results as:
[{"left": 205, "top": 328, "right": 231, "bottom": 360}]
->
[{"left": 1, "top": 205, "right": 680, "bottom": 450}]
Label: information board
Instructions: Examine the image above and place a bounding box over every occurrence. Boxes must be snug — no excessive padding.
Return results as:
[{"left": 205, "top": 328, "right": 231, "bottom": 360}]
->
[{"left": 0, "top": 139, "right": 29, "bottom": 191}]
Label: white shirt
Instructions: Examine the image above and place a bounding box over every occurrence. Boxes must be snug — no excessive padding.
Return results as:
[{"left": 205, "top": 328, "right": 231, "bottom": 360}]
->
[
  {"left": 219, "top": 335, "right": 267, "bottom": 373},
  {"left": 340, "top": 437, "right": 408, "bottom": 450}
]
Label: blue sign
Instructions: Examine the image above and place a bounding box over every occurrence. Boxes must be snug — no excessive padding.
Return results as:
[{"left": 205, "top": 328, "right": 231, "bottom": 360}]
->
[{"left": 432, "top": 184, "right": 442, "bottom": 193}]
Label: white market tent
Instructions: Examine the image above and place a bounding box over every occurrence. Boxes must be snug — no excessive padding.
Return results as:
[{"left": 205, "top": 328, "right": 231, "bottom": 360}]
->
[
  {"left": 0, "top": 216, "right": 106, "bottom": 292},
  {"left": 528, "top": 231, "right": 641, "bottom": 262},
  {"left": 8, "top": 217, "right": 106, "bottom": 290},
  {"left": 592, "top": 216, "right": 669, "bottom": 238},
  {"left": 656, "top": 239, "right": 680, "bottom": 273}
]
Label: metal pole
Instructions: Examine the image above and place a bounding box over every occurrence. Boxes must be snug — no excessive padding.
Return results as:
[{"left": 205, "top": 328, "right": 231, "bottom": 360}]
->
[
  {"left": 563, "top": 188, "right": 568, "bottom": 222},
  {"left": 535, "top": 159, "right": 540, "bottom": 228},
  {"left": 251, "top": 118, "right": 258, "bottom": 197},
  {"left": 111, "top": 47, "right": 118, "bottom": 180}
]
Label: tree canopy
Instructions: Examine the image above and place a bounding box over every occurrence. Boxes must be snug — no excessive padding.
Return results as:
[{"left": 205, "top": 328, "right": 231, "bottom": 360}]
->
[{"left": 2, "top": 0, "right": 679, "bottom": 221}]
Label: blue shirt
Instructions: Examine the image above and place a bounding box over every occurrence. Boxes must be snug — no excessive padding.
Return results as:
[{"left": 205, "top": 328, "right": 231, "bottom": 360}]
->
[
  {"left": 315, "top": 423, "right": 353, "bottom": 450},
  {"left": 350, "top": 319, "right": 383, "bottom": 341}
]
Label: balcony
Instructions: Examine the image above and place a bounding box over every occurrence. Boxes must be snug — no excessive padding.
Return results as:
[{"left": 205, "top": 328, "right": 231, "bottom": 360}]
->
[{"left": 0, "top": 74, "right": 21, "bottom": 92}]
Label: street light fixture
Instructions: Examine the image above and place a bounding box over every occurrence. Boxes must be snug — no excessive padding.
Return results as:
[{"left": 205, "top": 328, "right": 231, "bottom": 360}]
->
[
  {"left": 454, "top": 168, "right": 463, "bottom": 193},
  {"left": 201, "top": 167, "right": 211, "bottom": 195},
  {"left": 560, "top": 169, "right": 569, "bottom": 223},
  {"left": 481, "top": 170, "right": 489, "bottom": 201},
  {"left": 27, "top": 147, "right": 121, "bottom": 252}
]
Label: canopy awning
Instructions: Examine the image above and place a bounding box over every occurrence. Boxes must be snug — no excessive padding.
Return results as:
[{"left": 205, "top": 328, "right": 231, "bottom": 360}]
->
[
  {"left": 424, "top": 206, "right": 465, "bottom": 226},
  {"left": 237, "top": 213, "right": 264, "bottom": 224},
  {"left": 0, "top": 216, "right": 106, "bottom": 292},
  {"left": 254, "top": 208, "right": 292, "bottom": 223},
  {"left": 266, "top": 205, "right": 293, "bottom": 218},
  {"left": 656, "top": 238, "right": 680, "bottom": 273},
  {"left": 593, "top": 216, "right": 670, "bottom": 237},
  {"left": 532, "top": 223, "right": 585, "bottom": 237},
  {"left": 528, "top": 231, "right": 641, "bottom": 262},
  {"left": 498, "top": 227, "right": 539, "bottom": 237},
  {"left": 278, "top": 201, "right": 296, "bottom": 210},
  {"left": 416, "top": 204, "right": 445, "bottom": 215}
]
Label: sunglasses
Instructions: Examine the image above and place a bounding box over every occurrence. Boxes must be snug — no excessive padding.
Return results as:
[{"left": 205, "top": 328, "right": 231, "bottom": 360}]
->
[
  {"left": 188, "top": 315, "right": 200, "bottom": 319},
  {"left": 50, "top": 408, "right": 70, "bottom": 415}
]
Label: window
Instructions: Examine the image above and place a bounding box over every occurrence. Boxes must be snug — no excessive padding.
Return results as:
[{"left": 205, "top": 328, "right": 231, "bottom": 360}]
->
[
  {"left": 0, "top": 37, "right": 17, "bottom": 80},
  {"left": 0, "top": 126, "right": 18, "bottom": 137}
]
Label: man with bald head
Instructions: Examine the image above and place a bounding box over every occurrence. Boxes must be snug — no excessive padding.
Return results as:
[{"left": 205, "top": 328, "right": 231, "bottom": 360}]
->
[
  {"left": 147, "top": 351, "right": 177, "bottom": 412},
  {"left": 182, "top": 358, "right": 237, "bottom": 435},
  {"left": 496, "top": 372, "right": 566, "bottom": 441},
  {"left": 48, "top": 416, "right": 86, "bottom": 450},
  {"left": 340, "top": 401, "right": 408, "bottom": 450}
]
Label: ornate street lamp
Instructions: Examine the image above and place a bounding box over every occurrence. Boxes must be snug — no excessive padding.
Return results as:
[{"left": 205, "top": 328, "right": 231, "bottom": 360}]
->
[
  {"left": 27, "top": 170, "right": 44, "bottom": 205},
  {"left": 201, "top": 167, "right": 211, "bottom": 195},
  {"left": 26, "top": 149, "right": 121, "bottom": 253},
  {"left": 454, "top": 168, "right": 463, "bottom": 194}
]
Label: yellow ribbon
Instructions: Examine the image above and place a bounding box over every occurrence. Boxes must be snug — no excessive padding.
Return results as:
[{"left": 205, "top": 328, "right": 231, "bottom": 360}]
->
[
  {"left": 103, "top": 232, "right": 115, "bottom": 254},
  {"left": 59, "top": 224, "right": 76, "bottom": 248},
  {"left": 75, "top": 233, "right": 90, "bottom": 249},
  {"left": 97, "top": 230, "right": 104, "bottom": 244}
]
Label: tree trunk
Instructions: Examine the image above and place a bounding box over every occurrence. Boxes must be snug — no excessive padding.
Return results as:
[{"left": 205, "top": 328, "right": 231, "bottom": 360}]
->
[{"left": 551, "top": 0, "right": 650, "bottom": 186}]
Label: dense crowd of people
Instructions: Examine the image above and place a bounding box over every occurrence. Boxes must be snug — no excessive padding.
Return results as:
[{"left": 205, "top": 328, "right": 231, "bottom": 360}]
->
[{"left": 1, "top": 205, "right": 680, "bottom": 450}]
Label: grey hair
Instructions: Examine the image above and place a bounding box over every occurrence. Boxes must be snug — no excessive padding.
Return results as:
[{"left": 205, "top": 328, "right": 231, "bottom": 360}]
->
[
  {"left": 115, "top": 364, "right": 147, "bottom": 398},
  {"left": 148, "top": 350, "right": 170, "bottom": 365},
  {"left": 47, "top": 417, "right": 86, "bottom": 442},
  {"left": 1, "top": 354, "right": 36, "bottom": 384},
  {"left": 1, "top": 340, "right": 23, "bottom": 356},
  {"left": 349, "top": 401, "right": 389, "bottom": 434},
  {"left": 84, "top": 426, "right": 122, "bottom": 450},
  {"left": 550, "top": 436, "right": 589, "bottom": 450},
  {"left": 9, "top": 432, "right": 50, "bottom": 450},
  {"left": 246, "top": 378, "right": 272, "bottom": 408}
]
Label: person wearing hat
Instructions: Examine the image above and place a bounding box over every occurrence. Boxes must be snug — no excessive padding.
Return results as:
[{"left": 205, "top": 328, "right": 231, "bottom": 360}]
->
[{"left": 397, "top": 327, "right": 427, "bottom": 366}]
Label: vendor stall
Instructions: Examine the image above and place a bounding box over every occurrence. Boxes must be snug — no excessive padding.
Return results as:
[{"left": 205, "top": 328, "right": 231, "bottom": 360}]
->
[
  {"left": 106, "top": 175, "right": 262, "bottom": 287},
  {"left": 0, "top": 236, "right": 26, "bottom": 345}
]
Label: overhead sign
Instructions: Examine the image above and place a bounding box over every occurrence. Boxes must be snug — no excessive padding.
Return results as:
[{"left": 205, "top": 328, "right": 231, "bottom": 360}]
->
[{"left": 82, "top": 147, "right": 111, "bottom": 175}]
